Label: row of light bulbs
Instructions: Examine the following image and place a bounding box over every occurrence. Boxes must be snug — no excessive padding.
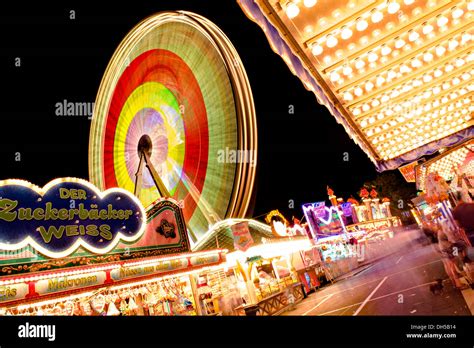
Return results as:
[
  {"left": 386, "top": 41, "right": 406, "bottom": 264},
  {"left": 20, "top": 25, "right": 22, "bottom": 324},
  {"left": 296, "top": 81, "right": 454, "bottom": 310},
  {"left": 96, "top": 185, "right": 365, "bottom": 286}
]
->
[
  {"left": 308, "top": 0, "right": 421, "bottom": 57},
  {"left": 378, "top": 121, "right": 471, "bottom": 159},
  {"left": 360, "top": 93, "right": 473, "bottom": 130},
  {"left": 351, "top": 65, "right": 473, "bottom": 118},
  {"left": 369, "top": 98, "right": 473, "bottom": 144},
  {"left": 341, "top": 35, "right": 472, "bottom": 104},
  {"left": 328, "top": 7, "right": 472, "bottom": 88},
  {"left": 363, "top": 90, "right": 473, "bottom": 137},
  {"left": 310, "top": 0, "right": 472, "bottom": 60}
]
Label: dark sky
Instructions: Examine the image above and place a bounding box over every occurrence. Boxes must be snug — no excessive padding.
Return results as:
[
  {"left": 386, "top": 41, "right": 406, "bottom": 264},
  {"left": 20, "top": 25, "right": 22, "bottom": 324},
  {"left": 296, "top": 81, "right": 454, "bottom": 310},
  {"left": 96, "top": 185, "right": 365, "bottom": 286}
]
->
[{"left": 0, "top": 0, "right": 380, "bottom": 221}]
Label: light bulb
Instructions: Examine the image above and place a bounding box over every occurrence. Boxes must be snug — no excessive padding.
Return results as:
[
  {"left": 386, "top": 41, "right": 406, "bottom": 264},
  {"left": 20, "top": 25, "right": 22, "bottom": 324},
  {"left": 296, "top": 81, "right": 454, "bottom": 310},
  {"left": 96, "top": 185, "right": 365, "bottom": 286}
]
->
[
  {"left": 422, "top": 22, "right": 434, "bottom": 35},
  {"left": 343, "top": 92, "right": 353, "bottom": 101},
  {"left": 376, "top": 75, "right": 385, "bottom": 86},
  {"left": 381, "top": 44, "right": 392, "bottom": 56},
  {"left": 368, "top": 51, "right": 378, "bottom": 63},
  {"left": 387, "top": 70, "right": 397, "bottom": 80},
  {"left": 371, "top": 9, "right": 384, "bottom": 23},
  {"left": 444, "top": 64, "right": 453, "bottom": 72},
  {"left": 437, "top": 15, "right": 448, "bottom": 27},
  {"left": 435, "top": 45, "right": 446, "bottom": 56},
  {"left": 423, "top": 52, "right": 433, "bottom": 62},
  {"left": 341, "top": 26, "right": 353, "bottom": 40},
  {"left": 286, "top": 2, "right": 300, "bottom": 19},
  {"left": 354, "top": 86, "right": 363, "bottom": 96},
  {"left": 343, "top": 65, "right": 353, "bottom": 75},
  {"left": 356, "top": 17, "right": 368, "bottom": 31},
  {"left": 452, "top": 6, "right": 464, "bottom": 19},
  {"left": 408, "top": 30, "right": 419, "bottom": 42},
  {"left": 304, "top": 0, "right": 317, "bottom": 8},
  {"left": 388, "top": 1, "right": 400, "bottom": 14},
  {"left": 423, "top": 74, "right": 432, "bottom": 83},
  {"left": 330, "top": 71, "right": 340, "bottom": 81},
  {"left": 365, "top": 81, "right": 374, "bottom": 91},
  {"left": 311, "top": 43, "right": 323, "bottom": 56},
  {"left": 462, "top": 32, "right": 471, "bottom": 43},
  {"left": 455, "top": 58, "right": 465, "bottom": 67},
  {"left": 469, "top": 0, "right": 474, "bottom": 11},
  {"left": 411, "top": 58, "right": 422, "bottom": 68},
  {"left": 326, "top": 35, "right": 338, "bottom": 48},
  {"left": 355, "top": 58, "right": 366, "bottom": 69},
  {"left": 395, "top": 37, "right": 405, "bottom": 49},
  {"left": 434, "top": 69, "right": 442, "bottom": 77},
  {"left": 448, "top": 39, "right": 458, "bottom": 50},
  {"left": 404, "top": 0, "right": 415, "bottom": 5}
]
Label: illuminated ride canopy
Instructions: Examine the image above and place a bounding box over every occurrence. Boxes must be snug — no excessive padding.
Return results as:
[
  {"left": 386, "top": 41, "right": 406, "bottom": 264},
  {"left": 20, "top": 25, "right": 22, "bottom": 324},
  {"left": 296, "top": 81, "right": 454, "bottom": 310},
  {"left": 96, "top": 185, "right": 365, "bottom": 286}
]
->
[
  {"left": 89, "top": 12, "right": 257, "bottom": 242},
  {"left": 238, "top": 0, "right": 473, "bottom": 171}
]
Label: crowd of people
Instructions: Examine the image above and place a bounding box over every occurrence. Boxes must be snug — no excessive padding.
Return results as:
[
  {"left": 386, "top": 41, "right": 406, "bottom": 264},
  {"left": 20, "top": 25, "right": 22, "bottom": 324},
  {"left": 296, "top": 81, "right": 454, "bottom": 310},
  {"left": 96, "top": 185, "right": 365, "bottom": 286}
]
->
[{"left": 422, "top": 193, "right": 474, "bottom": 290}]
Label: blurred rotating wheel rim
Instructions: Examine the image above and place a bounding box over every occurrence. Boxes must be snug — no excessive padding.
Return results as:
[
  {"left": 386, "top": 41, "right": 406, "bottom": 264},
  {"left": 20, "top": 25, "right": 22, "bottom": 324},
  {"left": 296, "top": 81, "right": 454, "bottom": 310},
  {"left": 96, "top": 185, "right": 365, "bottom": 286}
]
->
[{"left": 89, "top": 11, "right": 257, "bottom": 242}]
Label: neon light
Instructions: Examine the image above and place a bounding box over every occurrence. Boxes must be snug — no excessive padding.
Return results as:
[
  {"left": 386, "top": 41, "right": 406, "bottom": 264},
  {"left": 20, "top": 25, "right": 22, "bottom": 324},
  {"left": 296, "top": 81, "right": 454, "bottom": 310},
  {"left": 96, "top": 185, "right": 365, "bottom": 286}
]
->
[{"left": 0, "top": 178, "right": 146, "bottom": 259}]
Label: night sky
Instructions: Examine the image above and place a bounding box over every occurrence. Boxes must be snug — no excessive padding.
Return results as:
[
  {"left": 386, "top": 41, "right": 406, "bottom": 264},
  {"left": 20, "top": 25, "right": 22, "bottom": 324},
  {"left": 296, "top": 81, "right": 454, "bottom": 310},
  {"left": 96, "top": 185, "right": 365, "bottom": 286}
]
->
[{"left": 0, "top": 1, "right": 381, "bottom": 222}]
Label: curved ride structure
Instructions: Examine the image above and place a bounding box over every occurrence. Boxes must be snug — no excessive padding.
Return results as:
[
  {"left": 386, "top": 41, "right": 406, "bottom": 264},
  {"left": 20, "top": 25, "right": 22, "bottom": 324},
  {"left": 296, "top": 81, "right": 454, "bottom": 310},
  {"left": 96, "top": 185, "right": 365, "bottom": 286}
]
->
[{"left": 89, "top": 11, "right": 258, "bottom": 242}]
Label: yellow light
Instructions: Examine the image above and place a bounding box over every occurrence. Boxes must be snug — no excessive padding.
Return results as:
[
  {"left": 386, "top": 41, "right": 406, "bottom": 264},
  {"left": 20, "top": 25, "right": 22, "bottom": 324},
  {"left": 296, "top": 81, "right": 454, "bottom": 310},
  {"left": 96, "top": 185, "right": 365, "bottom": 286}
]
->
[
  {"left": 355, "top": 58, "right": 366, "bottom": 69},
  {"left": 365, "top": 80, "right": 374, "bottom": 91},
  {"left": 381, "top": 44, "right": 392, "bottom": 56},
  {"left": 303, "top": 0, "right": 317, "bottom": 7},
  {"left": 354, "top": 86, "right": 363, "bottom": 96},
  {"left": 448, "top": 39, "right": 459, "bottom": 50},
  {"left": 422, "top": 22, "right": 434, "bottom": 35},
  {"left": 343, "top": 92, "right": 354, "bottom": 101},
  {"left": 435, "top": 45, "right": 446, "bottom": 56},
  {"left": 469, "top": 1, "right": 474, "bottom": 11},
  {"left": 395, "top": 37, "right": 406, "bottom": 48},
  {"left": 286, "top": 1, "right": 300, "bottom": 19},
  {"left": 330, "top": 71, "right": 341, "bottom": 82},
  {"left": 408, "top": 30, "right": 419, "bottom": 42},
  {"left": 311, "top": 43, "right": 323, "bottom": 56},
  {"left": 343, "top": 65, "right": 353, "bottom": 75},
  {"left": 404, "top": 0, "right": 415, "bottom": 5},
  {"left": 376, "top": 75, "right": 385, "bottom": 85},
  {"left": 356, "top": 17, "right": 369, "bottom": 31},
  {"left": 371, "top": 9, "right": 384, "bottom": 23},
  {"left": 437, "top": 15, "right": 449, "bottom": 27},
  {"left": 326, "top": 34, "right": 338, "bottom": 48},
  {"left": 368, "top": 51, "right": 378, "bottom": 62},
  {"left": 388, "top": 1, "right": 400, "bottom": 14},
  {"left": 341, "top": 26, "right": 353, "bottom": 40},
  {"left": 452, "top": 6, "right": 464, "bottom": 19}
]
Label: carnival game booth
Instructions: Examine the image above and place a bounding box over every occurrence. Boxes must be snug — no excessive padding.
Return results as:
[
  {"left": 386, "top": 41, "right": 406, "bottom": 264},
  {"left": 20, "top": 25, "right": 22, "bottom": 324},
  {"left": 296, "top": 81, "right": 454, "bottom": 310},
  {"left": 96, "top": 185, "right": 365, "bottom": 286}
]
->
[
  {"left": 0, "top": 178, "right": 228, "bottom": 316},
  {"left": 410, "top": 139, "right": 473, "bottom": 229},
  {"left": 193, "top": 218, "right": 315, "bottom": 316}
]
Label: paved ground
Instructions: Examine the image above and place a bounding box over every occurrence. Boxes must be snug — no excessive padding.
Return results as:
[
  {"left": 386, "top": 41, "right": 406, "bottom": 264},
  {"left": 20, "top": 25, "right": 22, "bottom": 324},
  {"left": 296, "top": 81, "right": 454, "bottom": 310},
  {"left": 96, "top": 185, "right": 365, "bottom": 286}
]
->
[{"left": 284, "top": 230, "right": 473, "bottom": 316}]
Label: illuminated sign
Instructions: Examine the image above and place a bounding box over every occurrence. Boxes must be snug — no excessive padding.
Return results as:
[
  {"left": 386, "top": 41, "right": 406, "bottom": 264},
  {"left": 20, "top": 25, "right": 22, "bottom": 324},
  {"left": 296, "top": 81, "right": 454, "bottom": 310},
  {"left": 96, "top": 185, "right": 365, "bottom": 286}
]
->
[
  {"left": 399, "top": 161, "right": 418, "bottom": 183},
  {"left": 0, "top": 178, "right": 146, "bottom": 258},
  {"left": 303, "top": 202, "right": 346, "bottom": 238}
]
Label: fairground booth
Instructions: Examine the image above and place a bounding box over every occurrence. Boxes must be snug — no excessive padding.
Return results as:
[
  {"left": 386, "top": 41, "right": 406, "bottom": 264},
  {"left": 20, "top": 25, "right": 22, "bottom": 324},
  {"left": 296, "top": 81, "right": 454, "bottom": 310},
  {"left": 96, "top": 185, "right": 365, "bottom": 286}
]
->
[
  {"left": 411, "top": 138, "right": 473, "bottom": 228},
  {"left": 193, "top": 214, "right": 319, "bottom": 316}
]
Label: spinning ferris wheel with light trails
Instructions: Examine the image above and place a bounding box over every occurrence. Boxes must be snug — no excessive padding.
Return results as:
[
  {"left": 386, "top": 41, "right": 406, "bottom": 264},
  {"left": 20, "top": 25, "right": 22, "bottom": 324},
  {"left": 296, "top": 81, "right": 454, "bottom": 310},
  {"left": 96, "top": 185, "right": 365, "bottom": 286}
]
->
[{"left": 89, "top": 11, "right": 257, "bottom": 242}]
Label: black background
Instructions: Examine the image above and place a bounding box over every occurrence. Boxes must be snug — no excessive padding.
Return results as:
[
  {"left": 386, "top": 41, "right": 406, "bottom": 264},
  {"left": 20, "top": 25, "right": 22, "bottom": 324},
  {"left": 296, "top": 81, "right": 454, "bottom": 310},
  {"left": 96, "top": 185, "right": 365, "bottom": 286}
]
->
[{"left": 0, "top": 0, "right": 378, "bottom": 221}]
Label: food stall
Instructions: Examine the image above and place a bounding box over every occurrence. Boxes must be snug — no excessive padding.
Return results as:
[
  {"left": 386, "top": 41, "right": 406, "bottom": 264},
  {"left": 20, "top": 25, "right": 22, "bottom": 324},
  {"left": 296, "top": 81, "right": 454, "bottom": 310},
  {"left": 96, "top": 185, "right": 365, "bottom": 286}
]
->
[{"left": 0, "top": 178, "right": 229, "bottom": 316}]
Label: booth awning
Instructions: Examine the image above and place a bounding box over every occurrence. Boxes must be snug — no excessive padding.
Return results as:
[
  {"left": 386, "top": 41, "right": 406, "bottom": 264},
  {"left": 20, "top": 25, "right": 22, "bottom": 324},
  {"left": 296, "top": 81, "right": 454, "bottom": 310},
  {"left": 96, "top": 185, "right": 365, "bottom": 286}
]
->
[{"left": 238, "top": 0, "right": 473, "bottom": 171}]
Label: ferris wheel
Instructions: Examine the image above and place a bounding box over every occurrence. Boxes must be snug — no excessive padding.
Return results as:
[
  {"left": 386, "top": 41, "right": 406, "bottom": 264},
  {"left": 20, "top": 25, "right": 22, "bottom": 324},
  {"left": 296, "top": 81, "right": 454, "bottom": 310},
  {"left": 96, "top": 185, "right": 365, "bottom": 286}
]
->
[{"left": 89, "top": 11, "right": 257, "bottom": 242}]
